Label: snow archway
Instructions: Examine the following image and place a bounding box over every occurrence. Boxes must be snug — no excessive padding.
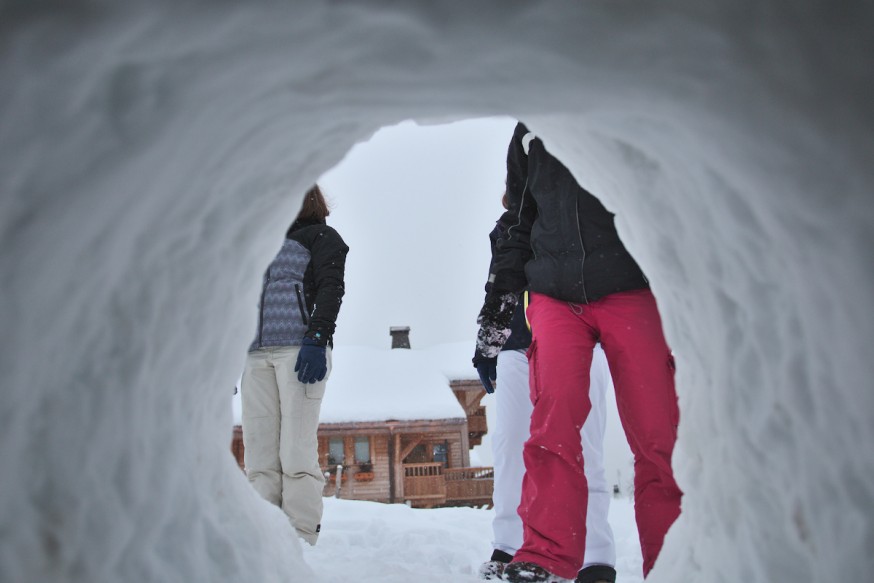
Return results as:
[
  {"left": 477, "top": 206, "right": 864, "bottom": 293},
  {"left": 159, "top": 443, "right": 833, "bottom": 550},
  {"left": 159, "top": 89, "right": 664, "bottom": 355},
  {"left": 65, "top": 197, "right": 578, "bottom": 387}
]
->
[{"left": 2, "top": 2, "right": 872, "bottom": 582}]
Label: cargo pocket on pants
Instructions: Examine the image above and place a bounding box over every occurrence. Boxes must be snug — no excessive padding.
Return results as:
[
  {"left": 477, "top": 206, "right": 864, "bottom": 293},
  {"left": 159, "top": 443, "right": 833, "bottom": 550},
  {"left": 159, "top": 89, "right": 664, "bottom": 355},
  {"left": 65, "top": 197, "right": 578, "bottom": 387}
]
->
[
  {"left": 305, "top": 382, "right": 325, "bottom": 400},
  {"left": 526, "top": 339, "right": 540, "bottom": 406},
  {"left": 298, "top": 381, "right": 325, "bottom": 444}
]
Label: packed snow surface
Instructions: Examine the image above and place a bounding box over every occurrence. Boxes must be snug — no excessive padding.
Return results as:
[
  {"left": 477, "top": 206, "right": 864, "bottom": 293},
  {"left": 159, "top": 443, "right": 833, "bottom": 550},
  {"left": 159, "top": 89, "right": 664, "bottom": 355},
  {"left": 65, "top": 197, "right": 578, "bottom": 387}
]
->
[
  {"left": 304, "top": 496, "right": 643, "bottom": 583},
  {"left": 1, "top": 2, "right": 872, "bottom": 583}
]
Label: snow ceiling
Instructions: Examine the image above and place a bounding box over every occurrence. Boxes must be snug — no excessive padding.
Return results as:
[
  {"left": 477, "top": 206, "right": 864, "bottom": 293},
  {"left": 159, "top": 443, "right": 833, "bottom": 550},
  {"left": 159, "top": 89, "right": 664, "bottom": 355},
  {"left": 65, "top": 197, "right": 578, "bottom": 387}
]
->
[{"left": 1, "top": 1, "right": 871, "bottom": 582}]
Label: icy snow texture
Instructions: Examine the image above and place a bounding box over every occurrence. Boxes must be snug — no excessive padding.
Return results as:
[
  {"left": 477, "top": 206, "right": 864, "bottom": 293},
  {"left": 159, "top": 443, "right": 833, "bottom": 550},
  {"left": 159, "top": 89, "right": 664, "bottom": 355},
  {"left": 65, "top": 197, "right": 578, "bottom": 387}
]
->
[{"left": 1, "top": 2, "right": 872, "bottom": 583}]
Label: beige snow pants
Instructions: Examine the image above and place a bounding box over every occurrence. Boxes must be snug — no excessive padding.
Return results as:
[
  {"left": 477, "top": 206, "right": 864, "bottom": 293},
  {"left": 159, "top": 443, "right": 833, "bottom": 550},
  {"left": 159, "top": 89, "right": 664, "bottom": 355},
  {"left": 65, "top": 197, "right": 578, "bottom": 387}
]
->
[{"left": 241, "top": 345, "right": 331, "bottom": 545}]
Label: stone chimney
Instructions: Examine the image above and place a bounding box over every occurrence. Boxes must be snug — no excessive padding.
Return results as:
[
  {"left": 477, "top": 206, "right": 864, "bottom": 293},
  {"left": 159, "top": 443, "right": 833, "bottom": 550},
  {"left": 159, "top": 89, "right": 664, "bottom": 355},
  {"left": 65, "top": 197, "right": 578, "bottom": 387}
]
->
[{"left": 389, "top": 326, "right": 411, "bottom": 349}]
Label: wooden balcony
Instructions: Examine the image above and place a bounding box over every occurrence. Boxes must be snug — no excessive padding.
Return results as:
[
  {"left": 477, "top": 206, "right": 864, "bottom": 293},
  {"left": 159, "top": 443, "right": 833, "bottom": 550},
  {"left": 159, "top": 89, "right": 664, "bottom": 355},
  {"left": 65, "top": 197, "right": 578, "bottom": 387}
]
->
[
  {"left": 445, "top": 467, "right": 494, "bottom": 507},
  {"left": 468, "top": 407, "right": 488, "bottom": 433},
  {"left": 403, "top": 463, "right": 494, "bottom": 508},
  {"left": 467, "top": 406, "right": 488, "bottom": 447},
  {"left": 403, "top": 462, "right": 446, "bottom": 507}
]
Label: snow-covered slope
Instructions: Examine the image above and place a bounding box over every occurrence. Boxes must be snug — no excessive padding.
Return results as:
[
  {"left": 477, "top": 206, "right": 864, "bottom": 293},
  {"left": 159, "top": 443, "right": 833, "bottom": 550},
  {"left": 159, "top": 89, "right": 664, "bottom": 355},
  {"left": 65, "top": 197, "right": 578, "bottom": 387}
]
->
[{"left": 1, "top": 2, "right": 872, "bottom": 582}]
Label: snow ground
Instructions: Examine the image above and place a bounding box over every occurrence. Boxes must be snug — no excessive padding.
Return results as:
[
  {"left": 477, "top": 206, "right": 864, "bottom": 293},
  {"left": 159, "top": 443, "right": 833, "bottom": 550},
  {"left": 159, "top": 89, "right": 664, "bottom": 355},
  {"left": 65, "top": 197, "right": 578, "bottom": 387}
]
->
[
  {"left": 302, "top": 497, "right": 642, "bottom": 583},
  {"left": 1, "top": 2, "right": 872, "bottom": 583}
]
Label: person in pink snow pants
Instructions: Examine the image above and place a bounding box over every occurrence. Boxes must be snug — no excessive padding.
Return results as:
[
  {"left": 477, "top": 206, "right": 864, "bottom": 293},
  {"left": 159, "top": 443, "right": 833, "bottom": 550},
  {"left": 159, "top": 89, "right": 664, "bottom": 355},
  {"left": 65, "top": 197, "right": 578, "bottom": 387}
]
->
[
  {"left": 474, "top": 194, "right": 619, "bottom": 583},
  {"left": 474, "top": 122, "right": 682, "bottom": 582}
]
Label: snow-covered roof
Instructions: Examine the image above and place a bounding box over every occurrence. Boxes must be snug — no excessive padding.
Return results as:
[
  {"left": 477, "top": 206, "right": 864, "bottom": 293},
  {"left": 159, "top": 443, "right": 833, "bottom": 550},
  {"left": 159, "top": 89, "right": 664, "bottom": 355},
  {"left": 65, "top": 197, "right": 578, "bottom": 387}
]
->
[
  {"left": 425, "top": 341, "right": 480, "bottom": 383},
  {"left": 232, "top": 341, "right": 478, "bottom": 425}
]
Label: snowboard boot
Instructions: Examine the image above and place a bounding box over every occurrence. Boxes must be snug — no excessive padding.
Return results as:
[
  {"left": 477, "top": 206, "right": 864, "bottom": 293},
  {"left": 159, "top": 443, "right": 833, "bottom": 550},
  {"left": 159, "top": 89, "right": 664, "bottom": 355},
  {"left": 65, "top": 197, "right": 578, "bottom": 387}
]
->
[
  {"left": 503, "top": 561, "right": 574, "bottom": 583},
  {"left": 479, "top": 549, "right": 513, "bottom": 580},
  {"left": 575, "top": 564, "right": 616, "bottom": 583}
]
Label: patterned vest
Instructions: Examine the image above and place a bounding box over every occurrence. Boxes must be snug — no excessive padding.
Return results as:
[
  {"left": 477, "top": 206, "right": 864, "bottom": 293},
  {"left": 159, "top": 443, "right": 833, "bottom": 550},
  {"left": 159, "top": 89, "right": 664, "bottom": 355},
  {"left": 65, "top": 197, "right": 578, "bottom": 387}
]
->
[{"left": 248, "top": 239, "right": 312, "bottom": 351}]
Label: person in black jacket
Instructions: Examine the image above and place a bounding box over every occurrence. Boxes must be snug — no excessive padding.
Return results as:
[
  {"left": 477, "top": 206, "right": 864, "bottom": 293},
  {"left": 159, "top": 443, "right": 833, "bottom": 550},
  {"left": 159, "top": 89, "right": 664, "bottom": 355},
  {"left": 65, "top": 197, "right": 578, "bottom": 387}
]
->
[
  {"left": 241, "top": 184, "right": 349, "bottom": 546},
  {"left": 474, "top": 123, "right": 682, "bottom": 582}
]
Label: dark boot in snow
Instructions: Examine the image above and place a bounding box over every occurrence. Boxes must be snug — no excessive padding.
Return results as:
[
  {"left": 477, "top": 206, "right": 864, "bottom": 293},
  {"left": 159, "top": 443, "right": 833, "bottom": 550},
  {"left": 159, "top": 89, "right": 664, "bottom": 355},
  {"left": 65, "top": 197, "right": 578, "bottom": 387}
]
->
[
  {"left": 504, "top": 561, "right": 573, "bottom": 582},
  {"left": 479, "top": 549, "right": 513, "bottom": 580},
  {"left": 575, "top": 564, "right": 616, "bottom": 583}
]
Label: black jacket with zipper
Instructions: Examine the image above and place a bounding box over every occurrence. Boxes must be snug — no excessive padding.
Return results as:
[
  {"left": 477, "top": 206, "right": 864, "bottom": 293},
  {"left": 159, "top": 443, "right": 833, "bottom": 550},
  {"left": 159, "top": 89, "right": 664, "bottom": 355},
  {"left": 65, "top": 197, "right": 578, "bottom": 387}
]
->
[
  {"left": 490, "top": 122, "right": 649, "bottom": 303},
  {"left": 249, "top": 217, "right": 348, "bottom": 351}
]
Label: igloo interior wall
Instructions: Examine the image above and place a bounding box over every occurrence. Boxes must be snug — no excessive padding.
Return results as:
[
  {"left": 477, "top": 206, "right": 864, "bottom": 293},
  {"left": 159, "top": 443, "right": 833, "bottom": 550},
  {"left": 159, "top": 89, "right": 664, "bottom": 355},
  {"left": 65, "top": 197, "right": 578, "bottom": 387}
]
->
[{"left": 1, "top": 2, "right": 872, "bottom": 582}]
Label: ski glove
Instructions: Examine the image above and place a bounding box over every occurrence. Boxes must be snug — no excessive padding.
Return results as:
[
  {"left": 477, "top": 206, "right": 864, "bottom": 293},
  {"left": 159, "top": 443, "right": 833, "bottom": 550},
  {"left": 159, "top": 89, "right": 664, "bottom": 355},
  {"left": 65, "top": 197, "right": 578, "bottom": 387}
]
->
[
  {"left": 473, "top": 354, "right": 498, "bottom": 394},
  {"left": 295, "top": 337, "right": 327, "bottom": 384},
  {"left": 474, "top": 290, "right": 518, "bottom": 364}
]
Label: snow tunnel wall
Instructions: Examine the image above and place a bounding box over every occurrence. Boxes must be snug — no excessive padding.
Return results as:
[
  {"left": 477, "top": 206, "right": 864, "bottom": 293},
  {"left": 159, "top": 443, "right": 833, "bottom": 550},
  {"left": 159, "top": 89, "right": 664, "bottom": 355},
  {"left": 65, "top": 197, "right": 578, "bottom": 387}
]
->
[{"left": 1, "top": 2, "right": 872, "bottom": 582}]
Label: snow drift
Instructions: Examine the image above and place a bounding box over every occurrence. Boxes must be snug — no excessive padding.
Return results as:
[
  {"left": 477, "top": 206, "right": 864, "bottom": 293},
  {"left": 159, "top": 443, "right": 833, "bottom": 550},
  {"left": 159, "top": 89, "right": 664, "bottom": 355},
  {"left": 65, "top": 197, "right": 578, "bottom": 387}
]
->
[{"left": 1, "top": 1, "right": 872, "bottom": 582}]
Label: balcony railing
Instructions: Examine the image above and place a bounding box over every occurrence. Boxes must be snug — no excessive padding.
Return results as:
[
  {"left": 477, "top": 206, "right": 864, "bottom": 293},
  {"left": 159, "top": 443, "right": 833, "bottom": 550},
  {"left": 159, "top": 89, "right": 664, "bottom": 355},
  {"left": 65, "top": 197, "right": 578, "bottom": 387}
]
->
[
  {"left": 403, "top": 462, "right": 446, "bottom": 506},
  {"left": 402, "top": 463, "right": 494, "bottom": 508},
  {"left": 445, "top": 467, "right": 494, "bottom": 505}
]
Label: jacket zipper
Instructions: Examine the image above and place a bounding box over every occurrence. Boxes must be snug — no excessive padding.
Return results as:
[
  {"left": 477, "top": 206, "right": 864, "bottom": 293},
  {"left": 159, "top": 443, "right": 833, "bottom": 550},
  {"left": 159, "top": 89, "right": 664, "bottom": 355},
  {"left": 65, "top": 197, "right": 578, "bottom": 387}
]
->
[
  {"left": 575, "top": 197, "right": 589, "bottom": 304},
  {"left": 258, "top": 274, "right": 269, "bottom": 348},
  {"left": 295, "top": 284, "right": 309, "bottom": 325},
  {"left": 506, "top": 175, "right": 530, "bottom": 244}
]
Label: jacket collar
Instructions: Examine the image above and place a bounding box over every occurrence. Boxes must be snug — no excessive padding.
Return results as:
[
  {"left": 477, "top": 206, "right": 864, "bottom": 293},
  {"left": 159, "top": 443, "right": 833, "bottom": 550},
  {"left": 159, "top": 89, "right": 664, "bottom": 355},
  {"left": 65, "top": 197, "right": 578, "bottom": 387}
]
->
[{"left": 286, "top": 217, "right": 326, "bottom": 237}]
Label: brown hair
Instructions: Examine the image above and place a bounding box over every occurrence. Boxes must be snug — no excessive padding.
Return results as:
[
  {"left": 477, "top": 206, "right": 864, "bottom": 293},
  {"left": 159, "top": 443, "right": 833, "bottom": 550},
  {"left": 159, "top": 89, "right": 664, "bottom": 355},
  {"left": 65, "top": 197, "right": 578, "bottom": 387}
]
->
[{"left": 296, "top": 184, "right": 330, "bottom": 221}]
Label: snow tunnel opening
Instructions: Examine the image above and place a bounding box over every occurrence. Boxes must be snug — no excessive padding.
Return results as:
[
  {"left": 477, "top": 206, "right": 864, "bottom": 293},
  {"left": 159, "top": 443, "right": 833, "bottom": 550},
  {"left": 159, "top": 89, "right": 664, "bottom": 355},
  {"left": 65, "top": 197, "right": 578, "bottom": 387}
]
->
[
  {"left": 4, "top": 3, "right": 872, "bottom": 582},
  {"left": 229, "top": 115, "right": 641, "bottom": 532}
]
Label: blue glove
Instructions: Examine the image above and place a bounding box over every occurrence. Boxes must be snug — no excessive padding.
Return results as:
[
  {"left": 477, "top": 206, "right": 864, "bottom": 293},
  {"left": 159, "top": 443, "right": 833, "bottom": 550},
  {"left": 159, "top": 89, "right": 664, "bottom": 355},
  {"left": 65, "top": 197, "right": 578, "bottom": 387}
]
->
[
  {"left": 295, "top": 337, "right": 327, "bottom": 384},
  {"left": 473, "top": 355, "right": 498, "bottom": 394}
]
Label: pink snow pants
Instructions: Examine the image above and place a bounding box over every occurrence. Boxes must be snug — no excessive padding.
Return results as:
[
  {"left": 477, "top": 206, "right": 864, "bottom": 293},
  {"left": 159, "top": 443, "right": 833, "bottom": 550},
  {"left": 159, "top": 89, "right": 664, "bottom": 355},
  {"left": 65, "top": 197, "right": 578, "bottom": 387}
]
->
[{"left": 513, "top": 290, "right": 682, "bottom": 579}]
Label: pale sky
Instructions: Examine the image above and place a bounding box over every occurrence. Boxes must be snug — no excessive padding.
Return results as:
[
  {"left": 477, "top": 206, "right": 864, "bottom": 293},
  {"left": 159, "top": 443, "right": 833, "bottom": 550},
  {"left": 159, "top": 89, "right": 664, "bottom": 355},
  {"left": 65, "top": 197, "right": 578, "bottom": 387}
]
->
[{"left": 320, "top": 117, "right": 518, "bottom": 350}]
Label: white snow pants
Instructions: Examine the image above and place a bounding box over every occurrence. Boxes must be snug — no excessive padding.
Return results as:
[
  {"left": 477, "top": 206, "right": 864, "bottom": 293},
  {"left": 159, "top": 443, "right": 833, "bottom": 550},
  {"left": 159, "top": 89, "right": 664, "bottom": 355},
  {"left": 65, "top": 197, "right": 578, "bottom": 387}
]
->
[
  {"left": 491, "top": 345, "right": 615, "bottom": 569},
  {"left": 241, "top": 345, "right": 331, "bottom": 546}
]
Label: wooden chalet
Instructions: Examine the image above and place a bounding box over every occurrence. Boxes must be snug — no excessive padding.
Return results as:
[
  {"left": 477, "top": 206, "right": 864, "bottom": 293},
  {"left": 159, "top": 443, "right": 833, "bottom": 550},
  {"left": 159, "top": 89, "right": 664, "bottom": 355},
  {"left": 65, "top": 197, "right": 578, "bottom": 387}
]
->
[{"left": 231, "top": 328, "right": 494, "bottom": 508}]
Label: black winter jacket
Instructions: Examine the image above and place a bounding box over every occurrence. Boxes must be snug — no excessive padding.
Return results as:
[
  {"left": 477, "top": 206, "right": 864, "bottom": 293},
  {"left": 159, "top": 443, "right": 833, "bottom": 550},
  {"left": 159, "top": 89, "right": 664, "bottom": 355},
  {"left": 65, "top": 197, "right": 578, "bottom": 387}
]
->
[
  {"left": 249, "top": 218, "right": 348, "bottom": 350},
  {"left": 490, "top": 122, "right": 649, "bottom": 303}
]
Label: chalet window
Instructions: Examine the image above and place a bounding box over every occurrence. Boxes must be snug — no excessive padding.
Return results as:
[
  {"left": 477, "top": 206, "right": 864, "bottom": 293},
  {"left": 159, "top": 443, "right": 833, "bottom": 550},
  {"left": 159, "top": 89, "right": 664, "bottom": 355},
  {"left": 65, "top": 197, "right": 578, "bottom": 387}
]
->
[
  {"left": 328, "top": 437, "right": 345, "bottom": 466},
  {"left": 354, "top": 436, "right": 371, "bottom": 464},
  {"left": 433, "top": 441, "right": 449, "bottom": 466},
  {"left": 405, "top": 444, "right": 429, "bottom": 464},
  {"left": 404, "top": 441, "right": 450, "bottom": 465}
]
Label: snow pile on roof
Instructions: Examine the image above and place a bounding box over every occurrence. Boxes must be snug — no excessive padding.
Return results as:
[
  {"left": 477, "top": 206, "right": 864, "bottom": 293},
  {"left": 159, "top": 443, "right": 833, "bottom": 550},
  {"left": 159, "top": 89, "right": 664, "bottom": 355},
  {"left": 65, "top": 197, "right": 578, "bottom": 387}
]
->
[
  {"left": 322, "top": 342, "right": 474, "bottom": 423},
  {"left": 428, "top": 341, "right": 480, "bottom": 383}
]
